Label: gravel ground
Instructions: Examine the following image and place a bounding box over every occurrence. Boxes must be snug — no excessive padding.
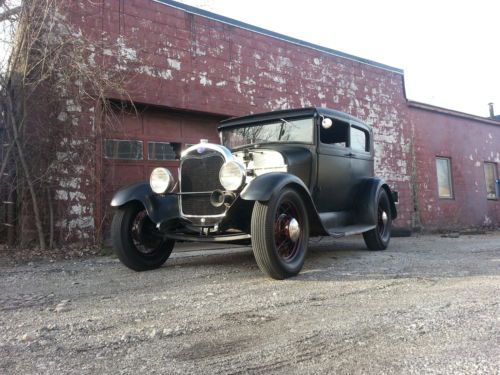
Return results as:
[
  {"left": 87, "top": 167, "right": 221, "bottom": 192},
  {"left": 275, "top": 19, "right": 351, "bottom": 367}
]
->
[{"left": 1, "top": 233, "right": 499, "bottom": 374}]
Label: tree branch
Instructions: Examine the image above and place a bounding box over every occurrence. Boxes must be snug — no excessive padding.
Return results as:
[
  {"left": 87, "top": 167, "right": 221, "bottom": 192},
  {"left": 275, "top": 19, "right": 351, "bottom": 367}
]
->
[{"left": 0, "top": 5, "right": 21, "bottom": 22}]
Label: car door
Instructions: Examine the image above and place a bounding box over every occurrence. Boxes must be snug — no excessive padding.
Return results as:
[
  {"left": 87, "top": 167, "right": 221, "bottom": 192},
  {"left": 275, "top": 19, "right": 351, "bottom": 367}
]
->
[
  {"left": 349, "top": 123, "right": 374, "bottom": 189},
  {"left": 315, "top": 118, "right": 353, "bottom": 212}
]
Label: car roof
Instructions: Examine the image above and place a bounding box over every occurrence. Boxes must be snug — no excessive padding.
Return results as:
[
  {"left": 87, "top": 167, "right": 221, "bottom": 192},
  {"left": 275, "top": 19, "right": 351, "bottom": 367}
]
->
[{"left": 218, "top": 107, "right": 368, "bottom": 130}]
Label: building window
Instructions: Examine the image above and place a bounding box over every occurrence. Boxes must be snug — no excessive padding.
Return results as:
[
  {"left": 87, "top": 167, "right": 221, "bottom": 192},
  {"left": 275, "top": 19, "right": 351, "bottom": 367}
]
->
[
  {"left": 436, "top": 157, "right": 453, "bottom": 198},
  {"left": 350, "top": 126, "right": 369, "bottom": 152},
  {"left": 104, "top": 139, "right": 143, "bottom": 160},
  {"left": 484, "top": 162, "right": 498, "bottom": 199},
  {"left": 148, "top": 142, "right": 181, "bottom": 160}
]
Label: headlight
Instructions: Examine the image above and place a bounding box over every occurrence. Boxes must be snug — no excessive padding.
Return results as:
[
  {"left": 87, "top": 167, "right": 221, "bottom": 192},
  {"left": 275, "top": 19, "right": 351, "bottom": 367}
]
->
[
  {"left": 219, "top": 161, "right": 245, "bottom": 191},
  {"left": 150, "top": 167, "right": 174, "bottom": 194}
]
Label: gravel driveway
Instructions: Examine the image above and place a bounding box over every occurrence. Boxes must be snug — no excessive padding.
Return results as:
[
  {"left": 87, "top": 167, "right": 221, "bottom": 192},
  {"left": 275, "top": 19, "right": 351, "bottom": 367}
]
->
[{"left": 1, "top": 233, "right": 499, "bottom": 374}]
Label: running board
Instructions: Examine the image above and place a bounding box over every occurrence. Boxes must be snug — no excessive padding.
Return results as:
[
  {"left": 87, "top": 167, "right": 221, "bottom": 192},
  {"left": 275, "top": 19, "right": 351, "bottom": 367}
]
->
[
  {"left": 326, "top": 224, "right": 376, "bottom": 238},
  {"left": 164, "top": 232, "right": 251, "bottom": 242}
]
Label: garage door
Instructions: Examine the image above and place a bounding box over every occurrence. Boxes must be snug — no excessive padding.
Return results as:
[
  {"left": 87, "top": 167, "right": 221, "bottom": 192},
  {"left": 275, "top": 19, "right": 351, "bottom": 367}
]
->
[{"left": 101, "top": 105, "right": 225, "bottom": 238}]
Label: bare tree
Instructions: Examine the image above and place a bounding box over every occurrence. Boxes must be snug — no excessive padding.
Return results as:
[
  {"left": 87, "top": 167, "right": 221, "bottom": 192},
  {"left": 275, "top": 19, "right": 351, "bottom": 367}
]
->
[{"left": 0, "top": 0, "right": 129, "bottom": 250}]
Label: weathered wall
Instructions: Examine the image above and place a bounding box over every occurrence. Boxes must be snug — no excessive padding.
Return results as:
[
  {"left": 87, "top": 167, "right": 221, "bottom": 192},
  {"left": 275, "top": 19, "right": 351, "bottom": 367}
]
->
[
  {"left": 1, "top": 0, "right": 109, "bottom": 247},
  {"left": 65, "top": 0, "right": 414, "bottom": 235},
  {"left": 17, "top": 0, "right": 500, "bottom": 246},
  {"left": 411, "top": 103, "right": 500, "bottom": 229}
]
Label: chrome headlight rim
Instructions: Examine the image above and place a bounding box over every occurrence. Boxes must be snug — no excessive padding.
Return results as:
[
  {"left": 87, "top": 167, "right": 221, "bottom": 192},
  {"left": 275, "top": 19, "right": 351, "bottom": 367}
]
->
[
  {"left": 219, "top": 160, "right": 246, "bottom": 191},
  {"left": 150, "top": 167, "right": 174, "bottom": 194}
]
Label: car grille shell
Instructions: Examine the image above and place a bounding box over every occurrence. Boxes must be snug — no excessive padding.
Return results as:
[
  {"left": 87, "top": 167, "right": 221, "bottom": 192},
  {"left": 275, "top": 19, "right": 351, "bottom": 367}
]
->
[{"left": 180, "top": 149, "right": 226, "bottom": 218}]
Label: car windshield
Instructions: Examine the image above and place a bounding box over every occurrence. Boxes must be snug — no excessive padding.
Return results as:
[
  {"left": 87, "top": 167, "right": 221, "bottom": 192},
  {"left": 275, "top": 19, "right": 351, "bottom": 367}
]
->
[{"left": 220, "top": 117, "right": 314, "bottom": 149}]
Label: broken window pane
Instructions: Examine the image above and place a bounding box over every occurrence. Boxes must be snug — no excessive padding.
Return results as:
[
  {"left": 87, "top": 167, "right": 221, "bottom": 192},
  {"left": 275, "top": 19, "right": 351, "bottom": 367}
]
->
[
  {"left": 148, "top": 142, "right": 181, "bottom": 160},
  {"left": 436, "top": 157, "right": 453, "bottom": 198}
]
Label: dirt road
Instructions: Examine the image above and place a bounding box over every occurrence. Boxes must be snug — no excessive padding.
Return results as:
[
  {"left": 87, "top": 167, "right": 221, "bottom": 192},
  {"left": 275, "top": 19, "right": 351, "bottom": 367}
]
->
[{"left": 1, "top": 233, "right": 499, "bottom": 374}]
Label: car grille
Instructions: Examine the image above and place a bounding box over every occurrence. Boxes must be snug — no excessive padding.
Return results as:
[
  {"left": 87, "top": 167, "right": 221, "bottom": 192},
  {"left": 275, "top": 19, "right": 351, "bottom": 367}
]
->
[
  {"left": 180, "top": 150, "right": 225, "bottom": 217},
  {"left": 181, "top": 194, "right": 224, "bottom": 216}
]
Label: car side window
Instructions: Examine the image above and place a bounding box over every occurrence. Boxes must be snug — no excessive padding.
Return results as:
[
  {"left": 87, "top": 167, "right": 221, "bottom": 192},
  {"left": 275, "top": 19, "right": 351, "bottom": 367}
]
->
[
  {"left": 320, "top": 119, "right": 349, "bottom": 147},
  {"left": 350, "top": 126, "right": 369, "bottom": 152}
]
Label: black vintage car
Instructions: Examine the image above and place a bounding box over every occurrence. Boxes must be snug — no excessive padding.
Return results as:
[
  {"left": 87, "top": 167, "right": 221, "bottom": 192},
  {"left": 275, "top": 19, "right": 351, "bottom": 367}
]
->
[{"left": 111, "top": 107, "right": 398, "bottom": 279}]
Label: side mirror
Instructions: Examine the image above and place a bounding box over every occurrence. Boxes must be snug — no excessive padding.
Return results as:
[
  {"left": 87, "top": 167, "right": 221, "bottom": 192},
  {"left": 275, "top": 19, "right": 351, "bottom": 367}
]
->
[{"left": 321, "top": 118, "right": 333, "bottom": 129}]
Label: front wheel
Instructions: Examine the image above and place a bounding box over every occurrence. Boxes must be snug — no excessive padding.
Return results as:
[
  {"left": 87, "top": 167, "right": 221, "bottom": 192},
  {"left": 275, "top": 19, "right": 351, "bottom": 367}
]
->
[
  {"left": 251, "top": 188, "right": 309, "bottom": 279},
  {"left": 363, "top": 189, "right": 392, "bottom": 250},
  {"left": 112, "top": 202, "right": 175, "bottom": 271}
]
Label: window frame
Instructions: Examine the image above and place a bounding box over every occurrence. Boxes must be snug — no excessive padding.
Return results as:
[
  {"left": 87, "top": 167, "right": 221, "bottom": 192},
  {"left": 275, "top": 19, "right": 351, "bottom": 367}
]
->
[
  {"left": 104, "top": 139, "right": 144, "bottom": 161},
  {"left": 483, "top": 162, "right": 498, "bottom": 200},
  {"left": 147, "top": 141, "right": 181, "bottom": 161},
  {"left": 319, "top": 118, "right": 350, "bottom": 149},
  {"left": 350, "top": 124, "right": 370, "bottom": 153},
  {"left": 221, "top": 116, "right": 315, "bottom": 150},
  {"left": 435, "top": 156, "right": 454, "bottom": 199}
]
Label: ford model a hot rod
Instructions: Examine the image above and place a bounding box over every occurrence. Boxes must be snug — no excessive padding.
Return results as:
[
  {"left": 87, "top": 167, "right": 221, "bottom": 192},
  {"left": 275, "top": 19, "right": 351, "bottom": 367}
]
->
[{"left": 111, "top": 107, "right": 398, "bottom": 279}]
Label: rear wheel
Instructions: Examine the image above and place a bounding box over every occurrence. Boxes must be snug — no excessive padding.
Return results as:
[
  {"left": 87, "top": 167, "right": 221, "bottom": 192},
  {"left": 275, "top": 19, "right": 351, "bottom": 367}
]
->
[
  {"left": 251, "top": 188, "right": 309, "bottom": 279},
  {"left": 363, "top": 189, "right": 392, "bottom": 250},
  {"left": 112, "top": 202, "right": 175, "bottom": 271}
]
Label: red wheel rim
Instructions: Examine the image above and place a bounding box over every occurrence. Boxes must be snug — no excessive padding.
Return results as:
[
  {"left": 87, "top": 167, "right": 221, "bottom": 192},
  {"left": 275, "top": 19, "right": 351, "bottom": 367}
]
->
[
  {"left": 131, "top": 210, "right": 163, "bottom": 254},
  {"left": 274, "top": 200, "right": 302, "bottom": 262}
]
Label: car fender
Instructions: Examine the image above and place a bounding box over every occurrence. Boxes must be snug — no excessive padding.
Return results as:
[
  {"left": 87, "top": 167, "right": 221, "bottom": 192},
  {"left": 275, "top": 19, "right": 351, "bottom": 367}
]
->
[
  {"left": 240, "top": 172, "right": 327, "bottom": 235},
  {"left": 240, "top": 172, "right": 311, "bottom": 201},
  {"left": 110, "top": 182, "right": 179, "bottom": 224},
  {"left": 354, "top": 178, "right": 398, "bottom": 225}
]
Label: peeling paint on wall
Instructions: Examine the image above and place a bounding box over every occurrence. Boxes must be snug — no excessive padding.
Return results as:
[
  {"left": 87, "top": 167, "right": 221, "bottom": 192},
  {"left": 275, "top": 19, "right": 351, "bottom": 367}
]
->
[
  {"left": 116, "top": 36, "right": 137, "bottom": 61},
  {"left": 52, "top": 0, "right": 450, "bottom": 241},
  {"left": 199, "top": 72, "right": 212, "bottom": 86},
  {"left": 167, "top": 58, "right": 181, "bottom": 70}
]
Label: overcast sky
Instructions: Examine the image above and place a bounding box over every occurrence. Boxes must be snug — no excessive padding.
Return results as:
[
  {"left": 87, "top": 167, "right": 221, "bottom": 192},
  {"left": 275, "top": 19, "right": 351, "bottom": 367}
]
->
[{"left": 175, "top": 0, "right": 499, "bottom": 118}]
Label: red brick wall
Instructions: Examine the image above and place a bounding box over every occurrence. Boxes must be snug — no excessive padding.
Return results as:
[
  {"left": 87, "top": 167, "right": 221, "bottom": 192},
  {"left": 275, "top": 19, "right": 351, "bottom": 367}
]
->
[
  {"left": 16, "top": 0, "right": 500, "bottom": 248},
  {"left": 411, "top": 105, "right": 500, "bottom": 229},
  {"left": 64, "top": 0, "right": 416, "bottom": 238}
]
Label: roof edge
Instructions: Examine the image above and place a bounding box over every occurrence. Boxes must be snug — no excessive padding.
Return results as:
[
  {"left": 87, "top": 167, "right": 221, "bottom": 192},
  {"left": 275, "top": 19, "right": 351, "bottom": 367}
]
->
[
  {"left": 408, "top": 100, "right": 500, "bottom": 126},
  {"left": 153, "top": 0, "right": 404, "bottom": 75},
  {"left": 219, "top": 107, "right": 317, "bottom": 129},
  {"left": 218, "top": 107, "right": 366, "bottom": 130}
]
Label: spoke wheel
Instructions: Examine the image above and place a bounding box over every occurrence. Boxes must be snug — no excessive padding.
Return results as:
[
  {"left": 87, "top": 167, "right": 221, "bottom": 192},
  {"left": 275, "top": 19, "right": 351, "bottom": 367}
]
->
[
  {"left": 112, "top": 202, "right": 175, "bottom": 271},
  {"left": 130, "top": 210, "right": 163, "bottom": 255},
  {"left": 363, "top": 189, "right": 392, "bottom": 250},
  {"left": 251, "top": 188, "right": 309, "bottom": 279},
  {"left": 274, "top": 202, "right": 301, "bottom": 262}
]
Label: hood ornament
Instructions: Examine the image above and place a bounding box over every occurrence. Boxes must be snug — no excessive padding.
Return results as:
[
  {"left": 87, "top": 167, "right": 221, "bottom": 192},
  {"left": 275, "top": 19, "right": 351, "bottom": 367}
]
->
[{"left": 198, "top": 139, "right": 208, "bottom": 153}]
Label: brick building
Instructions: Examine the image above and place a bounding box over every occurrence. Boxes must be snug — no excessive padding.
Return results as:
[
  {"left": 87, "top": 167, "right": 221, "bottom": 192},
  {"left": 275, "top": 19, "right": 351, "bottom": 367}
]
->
[
  {"left": 9, "top": 0, "right": 500, "bottom": 245},
  {"left": 410, "top": 102, "right": 500, "bottom": 229}
]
